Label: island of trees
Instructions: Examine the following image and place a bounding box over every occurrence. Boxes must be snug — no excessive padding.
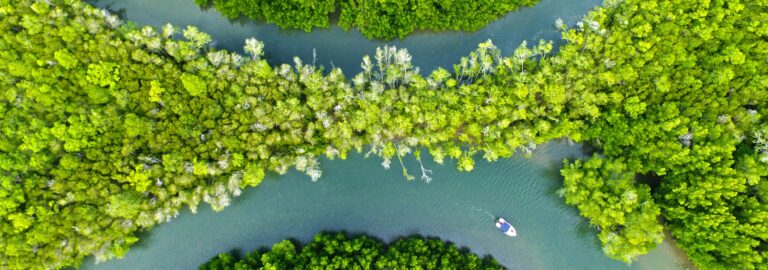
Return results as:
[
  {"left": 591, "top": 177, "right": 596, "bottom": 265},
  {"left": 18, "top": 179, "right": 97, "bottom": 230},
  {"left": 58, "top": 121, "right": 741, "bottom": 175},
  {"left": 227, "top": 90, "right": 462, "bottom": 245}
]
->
[
  {"left": 199, "top": 232, "right": 503, "bottom": 270},
  {"left": 0, "top": 0, "right": 766, "bottom": 269},
  {"left": 193, "top": 0, "right": 541, "bottom": 40}
]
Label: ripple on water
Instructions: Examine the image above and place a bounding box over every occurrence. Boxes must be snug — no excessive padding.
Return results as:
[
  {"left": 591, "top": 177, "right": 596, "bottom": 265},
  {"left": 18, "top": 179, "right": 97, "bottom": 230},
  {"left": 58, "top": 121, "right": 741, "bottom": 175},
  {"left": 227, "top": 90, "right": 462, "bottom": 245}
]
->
[
  {"left": 87, "top": 0, "right": 604, "bottom": 76},
  {"left": 74, "top": 0, "right": 692, "bottom": 268},
  {"left": 77, "top": 142, "right": 688, "bottom": 270}
]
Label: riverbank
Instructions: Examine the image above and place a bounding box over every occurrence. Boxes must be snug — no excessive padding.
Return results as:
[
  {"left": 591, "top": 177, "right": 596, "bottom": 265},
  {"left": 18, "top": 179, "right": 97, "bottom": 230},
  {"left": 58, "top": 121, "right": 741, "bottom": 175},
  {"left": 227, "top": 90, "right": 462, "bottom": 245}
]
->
[
  {"left": 88, "top": 0, "right": 601, "bottom": 76},
  {"left": 48, "top": 0, "right": 704, "bottom": 268},
  {"left": 79, "top": 142, "right": 691, "bottom": 270}
]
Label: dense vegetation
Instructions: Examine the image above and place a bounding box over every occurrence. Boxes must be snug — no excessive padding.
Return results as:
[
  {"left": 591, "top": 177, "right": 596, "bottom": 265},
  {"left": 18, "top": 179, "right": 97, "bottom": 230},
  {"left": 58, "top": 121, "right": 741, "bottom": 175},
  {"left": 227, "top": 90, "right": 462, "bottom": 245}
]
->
[
  {"left": 555, "top": 0, "right": 768, "bottom": 268},
  {"left": 199, "top": 232, "right": 503, "bottom": 270},
  {"left": 0, "top": 0, "right": 766, "bottom": 269},
  {"left": 193, "top": 0, "right": 335, "bottom": 32},
  {"left": 193, "top": 0, "right": 540, "bottom": 40},
  {"left": 560, "top": 156, "right": 664, "bottom": 263}
]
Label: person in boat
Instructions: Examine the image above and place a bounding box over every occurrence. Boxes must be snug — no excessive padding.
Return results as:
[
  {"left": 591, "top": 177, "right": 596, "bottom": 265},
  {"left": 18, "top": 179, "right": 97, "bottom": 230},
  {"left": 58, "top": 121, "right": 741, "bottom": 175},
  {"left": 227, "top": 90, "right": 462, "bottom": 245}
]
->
[{"left": 497, "top": 219, "right": 511, "bottom": 232}]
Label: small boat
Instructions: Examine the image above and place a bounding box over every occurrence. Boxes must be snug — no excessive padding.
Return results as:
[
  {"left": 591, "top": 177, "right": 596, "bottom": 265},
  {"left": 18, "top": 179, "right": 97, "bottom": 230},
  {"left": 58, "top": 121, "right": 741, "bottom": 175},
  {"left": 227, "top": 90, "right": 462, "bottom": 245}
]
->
[{"left": 495, "top": 217, "right": 517, "bottom": 237}]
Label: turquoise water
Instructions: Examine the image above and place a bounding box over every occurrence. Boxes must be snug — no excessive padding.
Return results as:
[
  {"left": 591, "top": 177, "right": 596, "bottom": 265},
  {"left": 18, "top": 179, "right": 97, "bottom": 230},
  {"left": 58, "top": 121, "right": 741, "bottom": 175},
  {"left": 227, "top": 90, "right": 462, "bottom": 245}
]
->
[
  {"left": 80, "top": 143, "right": 689, "bottom": 270},
  {"left": 92, "top": 0, "right": 599, "bottom": 75},
  {"left": 79, "top": 1, "right": 692, "bottom": 269}
]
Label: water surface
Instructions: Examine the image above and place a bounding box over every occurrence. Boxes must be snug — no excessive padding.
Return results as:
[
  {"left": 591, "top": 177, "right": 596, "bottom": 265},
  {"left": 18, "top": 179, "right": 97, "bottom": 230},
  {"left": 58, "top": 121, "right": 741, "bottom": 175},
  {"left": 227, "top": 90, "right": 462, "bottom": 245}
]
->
[
  {"left": 81, "top": 143, "right": 690, "bottom": 270},
  {"left": 90, "top": 0, "right": 600, "bottom": 75},
  {"left": 79, "top": 1, "right": 693, "bottom": 269}
]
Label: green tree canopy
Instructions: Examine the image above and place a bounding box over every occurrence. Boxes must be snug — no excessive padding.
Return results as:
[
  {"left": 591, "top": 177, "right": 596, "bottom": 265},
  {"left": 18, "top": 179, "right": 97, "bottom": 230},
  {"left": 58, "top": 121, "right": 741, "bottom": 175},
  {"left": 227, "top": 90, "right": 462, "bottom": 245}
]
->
[
  {"left": 0, "top": 0, "right": 765, "bottom": 269},
  {"left": 560, "top": 156, "right": 663, "bottom": 263},
  {"left": 195, "top": 0, "right": 541, "bottom": 40},
  {"left": 199, "top": 232, "right": 502, "bottom": 270}
]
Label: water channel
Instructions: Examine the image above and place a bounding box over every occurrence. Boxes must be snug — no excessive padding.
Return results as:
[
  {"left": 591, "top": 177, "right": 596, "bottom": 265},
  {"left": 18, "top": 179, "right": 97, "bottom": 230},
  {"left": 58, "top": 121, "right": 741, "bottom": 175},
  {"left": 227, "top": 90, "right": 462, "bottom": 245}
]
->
[
  {"left": 80, "top": 143, "right": 690, "bottom": 270},
  {"left": 93, "top": 0, "right": 599, "bottom": 75},
  {"left": 82, "top": 0, "right": 693, "bottom": 269}
]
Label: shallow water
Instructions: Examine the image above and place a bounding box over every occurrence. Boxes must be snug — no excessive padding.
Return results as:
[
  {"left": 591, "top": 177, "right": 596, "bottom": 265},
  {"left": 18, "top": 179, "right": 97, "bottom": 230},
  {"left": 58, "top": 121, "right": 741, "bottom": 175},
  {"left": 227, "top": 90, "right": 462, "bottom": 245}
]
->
[
  {"left": 91, "top": 0, "right": 600, "bottom": 76},
  {"left": 79, "top": 1, "right": 693, "bottom": 269}
]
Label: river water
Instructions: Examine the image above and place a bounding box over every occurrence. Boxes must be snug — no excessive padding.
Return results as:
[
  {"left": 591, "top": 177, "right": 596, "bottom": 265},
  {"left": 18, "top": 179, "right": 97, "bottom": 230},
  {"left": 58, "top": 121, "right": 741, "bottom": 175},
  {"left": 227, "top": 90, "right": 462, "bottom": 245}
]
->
[
  {"left": 81, "top": 0, "right": 692, "bottom": 269},
  {"left": 79, "top": 143, "right": 689, "bottom": 270},
  {"left": 93, "top": 0, "right": 599, "bottom": 75}
]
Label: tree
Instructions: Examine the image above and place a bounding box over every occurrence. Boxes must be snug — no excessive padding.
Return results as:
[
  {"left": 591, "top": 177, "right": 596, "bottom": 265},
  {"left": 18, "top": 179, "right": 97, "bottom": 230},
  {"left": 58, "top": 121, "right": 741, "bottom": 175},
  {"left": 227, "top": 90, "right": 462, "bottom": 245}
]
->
[
  {"left": 181, "top": 73, "right": 207, "bottom": 97},
  {"left": 1, "top": 0, "right": 766, "bottom": 269},
  {"left": 199, "top": 232, "right": 502, "bottom": 270},
  {"left": 195, "top": 0, "right": 542, "bottom": 40},
  {"left": 559, "top": 156, "right": 664, "bottom": 263}
]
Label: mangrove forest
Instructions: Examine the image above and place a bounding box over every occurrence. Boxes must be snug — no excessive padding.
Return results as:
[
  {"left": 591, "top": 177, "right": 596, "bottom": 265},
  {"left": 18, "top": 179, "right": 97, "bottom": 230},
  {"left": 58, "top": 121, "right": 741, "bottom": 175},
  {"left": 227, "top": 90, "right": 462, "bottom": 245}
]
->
[{"left": 0, "top": 0, "right": 766, "bottom": 269}]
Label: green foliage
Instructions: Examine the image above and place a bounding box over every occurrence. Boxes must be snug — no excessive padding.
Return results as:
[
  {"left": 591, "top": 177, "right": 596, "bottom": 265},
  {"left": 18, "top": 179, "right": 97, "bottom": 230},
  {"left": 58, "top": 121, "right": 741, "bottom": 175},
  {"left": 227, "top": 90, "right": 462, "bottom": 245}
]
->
[
  {"left": 241, "top": 163, "right": 265, "bottom": 188},
  {"left": 53, "top": 49, "right": 78, "bottom": 70},
  {"left": 86, "top": 62, "right": 120, "bottom": 88},
  {"left": 555, "top": 0, "right": 768, "bottom": 268},
  {"left": 124, "top": 165, "right": 153, "bottom": 192},
  {"left": 106, "top": 192, "right": 144, "bottom": 219},
  {"left": 199, "top": 232, "right": 502, "bottom": 270},
  {"left": 0, "top": 0, "right": 766, "bottom": 269},
  {"left": 560, "top": 156, "right": 663, "bottom": 263},
  {"left": 198, "top": 0, "right": 335, "bottom": 32},
  {"left": 338, "top": 0, "right": 540, "bottom": 40},
  {"left": 200, "top": 252, "right": 239, "bottom": 270},
  {"left": 181, "top": 73, "right": 207, "bottom": 97},
  {"left": 149, "top": 80, "right": 165, "bottom": 102},
  {"left": 7, "top": 213, "right": 33, "bottom": 233},
  {"left": 196, "top": 0, "right": 541, "bottom": 40}
]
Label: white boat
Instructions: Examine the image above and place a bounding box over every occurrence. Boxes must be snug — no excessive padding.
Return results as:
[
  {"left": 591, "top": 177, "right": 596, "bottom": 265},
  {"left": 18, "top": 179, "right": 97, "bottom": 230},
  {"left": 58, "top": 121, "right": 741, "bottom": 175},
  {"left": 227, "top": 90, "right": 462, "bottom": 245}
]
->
[{"left": 495, "top": 218, "right": 517, "bottom": 237}]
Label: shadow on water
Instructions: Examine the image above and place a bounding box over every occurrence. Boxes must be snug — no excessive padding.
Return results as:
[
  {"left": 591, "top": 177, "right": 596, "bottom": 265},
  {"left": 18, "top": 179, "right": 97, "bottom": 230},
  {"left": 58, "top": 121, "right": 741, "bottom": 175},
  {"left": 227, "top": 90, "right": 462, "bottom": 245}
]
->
[
  {"left": 580, "top": 143, "right": 601, "bottom": 156},
  {"left": 127, "top": 229, "right": 154, "bottom": 250},
  {"left": 540, "top": 166, "right": 564, "bottom": 198},
  {"left": 535, "top": 140, "right": 589, "bottom": 200}
]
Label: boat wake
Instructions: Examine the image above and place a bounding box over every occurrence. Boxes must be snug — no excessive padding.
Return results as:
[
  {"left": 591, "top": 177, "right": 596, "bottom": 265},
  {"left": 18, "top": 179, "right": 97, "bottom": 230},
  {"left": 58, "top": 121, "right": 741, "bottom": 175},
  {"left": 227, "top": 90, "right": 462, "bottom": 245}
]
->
[{"left": 471, "top": 206, "right": 496, "bottom": 220}]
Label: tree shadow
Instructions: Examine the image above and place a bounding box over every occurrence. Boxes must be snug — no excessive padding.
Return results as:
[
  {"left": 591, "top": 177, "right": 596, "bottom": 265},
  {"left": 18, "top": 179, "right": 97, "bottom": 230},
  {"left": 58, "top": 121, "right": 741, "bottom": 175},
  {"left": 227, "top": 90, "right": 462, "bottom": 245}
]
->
[
  {"left": 87, "top": 0, "right": 127, "bottom": 20},
  {"left": 539, "top": 141, "right": 594, "bottom": 201},
  {"left": 636, "top": 171, "right": 664, "bottom": 193}
]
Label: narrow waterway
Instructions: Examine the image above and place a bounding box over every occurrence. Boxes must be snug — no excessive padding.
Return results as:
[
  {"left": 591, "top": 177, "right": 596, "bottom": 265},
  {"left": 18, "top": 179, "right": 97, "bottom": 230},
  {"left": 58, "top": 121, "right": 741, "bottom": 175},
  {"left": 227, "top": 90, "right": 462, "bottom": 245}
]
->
[
  {"left": 80, "top": 1, "right": 695, "bottom": 269},
  {"left": 80, "top": 143, "right": 690, "bottom": 270},
  {"left": 91, "top": 0, "right": 599, "bottom": 75}
]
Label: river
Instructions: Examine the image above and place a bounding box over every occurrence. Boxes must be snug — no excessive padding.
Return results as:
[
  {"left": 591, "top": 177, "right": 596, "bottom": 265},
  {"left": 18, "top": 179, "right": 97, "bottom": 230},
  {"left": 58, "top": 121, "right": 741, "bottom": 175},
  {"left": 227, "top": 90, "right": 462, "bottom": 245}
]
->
[
  {"left": 81, "top": 0, "right": 692, "bottom": 269},
  {"left": 93, "top": 0, "right": 599, "bottom": 75},
  {"left": 79, "top": 143, "right": 690, "bottom": 270}
]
